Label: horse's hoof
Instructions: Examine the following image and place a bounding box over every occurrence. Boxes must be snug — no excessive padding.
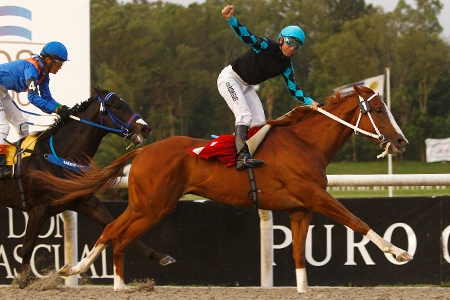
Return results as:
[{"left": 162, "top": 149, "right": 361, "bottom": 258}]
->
[
  {"left": 159, "top": 255, "right": 176, "bottom": 266},
  {"left": 18, "top": 279, "right": 29, "bottom": 289},
  {"left": 396, "top": 252, "right": 413, "bottom": 262},
  {"left": 58, "top": 263, "right": 72, "bottom": 276}
]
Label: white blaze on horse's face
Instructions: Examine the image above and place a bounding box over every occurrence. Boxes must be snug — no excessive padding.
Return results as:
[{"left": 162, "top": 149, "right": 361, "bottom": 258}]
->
[
  {"left": 383, "top": 102, "right": 408, "bottom": 143},
  {"left": 136, "top": 119, "right": 148, "bottom": 126}
]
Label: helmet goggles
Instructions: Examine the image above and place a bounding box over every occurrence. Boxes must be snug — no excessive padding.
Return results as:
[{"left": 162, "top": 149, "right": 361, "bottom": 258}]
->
[
  {"left": 50, "top": 56, "right": 65, "bottom": 66},
  {"left": 283, "top": 37, "right": 302, "bottom": 50}
]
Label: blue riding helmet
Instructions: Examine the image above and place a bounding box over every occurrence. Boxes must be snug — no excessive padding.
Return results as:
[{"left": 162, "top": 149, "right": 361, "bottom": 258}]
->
[
  {"left": 278, "top": 26, "right": 306, "bottom": 46},
  {"left": 40, "top": 41, "right": 69, "bottom": 61}
]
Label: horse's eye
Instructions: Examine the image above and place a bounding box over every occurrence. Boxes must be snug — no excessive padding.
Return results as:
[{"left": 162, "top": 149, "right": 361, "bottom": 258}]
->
[
  {"left": 114, "top": 102, "right": 122, "bottom": 110},
  {"left": 376, "top": 108, "right": 382, "bottom": 113}
]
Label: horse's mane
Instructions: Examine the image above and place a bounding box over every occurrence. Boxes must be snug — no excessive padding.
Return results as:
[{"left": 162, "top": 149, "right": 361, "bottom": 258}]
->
[
  {"left": 267, "top": 92, "right": 346, "bottom": 127},
  {"left": 37, "top": 96, "right": 96, "bottom": 141}
]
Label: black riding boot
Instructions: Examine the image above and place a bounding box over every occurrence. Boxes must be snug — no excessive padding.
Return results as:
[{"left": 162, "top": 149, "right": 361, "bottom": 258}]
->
[
  {"left": 235, "top": 125, "right": 264, "bottom": 171},
  {"left": 0, "top": 153, "right": 10, "bottom": 179}
]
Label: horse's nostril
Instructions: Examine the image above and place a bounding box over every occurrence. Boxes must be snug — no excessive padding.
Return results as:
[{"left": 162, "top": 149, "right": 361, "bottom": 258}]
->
[
  {"left": 142, "top": 126, "right": 151, "bottom": 134},
  {"left": 399, "top": 139, "right": 408, "bottom": 147}
]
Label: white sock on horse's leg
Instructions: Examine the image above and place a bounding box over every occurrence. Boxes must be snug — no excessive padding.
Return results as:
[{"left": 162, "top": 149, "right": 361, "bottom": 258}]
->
[
  {"left": 72, "top": 244, "right": 107, "bottom": 274},
  {"left": 365, "top": 229, "right": 413, "bottom": 262},
  {"left": 365, "top": 229, "right": 393, "bottom": 252},
  {"left": 114, "top": 265, "right": 126, "bottom": 291},
  {"left": 295, "top": 268, "right": 308, "bottom": 293}
]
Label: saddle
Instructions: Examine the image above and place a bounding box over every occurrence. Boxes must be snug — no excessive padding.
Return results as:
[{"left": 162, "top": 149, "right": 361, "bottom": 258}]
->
[
  {"left": 189, "top": 124, "right": 271, "bottom": 166},
  {"left": 6, "top": 135, "right": 37, "bottom": 166},
  {"left": 189, "top": 125, "right": 271, "bottom": 209}
]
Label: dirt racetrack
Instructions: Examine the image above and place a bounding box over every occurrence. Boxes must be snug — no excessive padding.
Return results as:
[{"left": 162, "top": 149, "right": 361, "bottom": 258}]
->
[{"left": 1, "top": 274, "right": 449, "bottom": 300}]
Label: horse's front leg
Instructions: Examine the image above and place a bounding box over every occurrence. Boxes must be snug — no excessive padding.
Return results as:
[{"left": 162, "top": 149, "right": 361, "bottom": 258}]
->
[
  {"left": 365, "top": 229, "right": 413, "bottom": 262},
  {"left": 58, "top": 242, "right": 108, "bottom": 277},
  {"left": 311, "top": 189, "right": 413, "bottom": 263},
  {"left": 289, "top": 209, "right": 313, "bottom": 293}
]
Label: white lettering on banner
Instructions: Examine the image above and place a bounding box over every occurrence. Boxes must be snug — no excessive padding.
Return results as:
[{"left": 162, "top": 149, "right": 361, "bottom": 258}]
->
[
  {"left": 273, "top": 223, "right": 418, "bottom": 266},
  {"left": 383, "top": 223, "right": 417, "bottom": 265},
  {"left": 273, "top": 225, "right": 292, "bottom": 249},
  {"left": 7, "top": 208, "right": 64, "bottom": 239},
  {"left": 39, "top": 214, "right": 64, "bottom": 238},
  {"left": 0, "top": 245, "right": 14, "bottom": 279},
  {"left": 306, "top": 225, "right": 334, "bottom": 266},
  {"left": 11, "top": 244, "right": 62, "bottom": 278},
  {"left": 345, "top": 226, "right": 375, "bottom": 265},
  {"left": 8, "top": 208, "right": 27, "bottom": 238},
  {"left": 442, "top": 226, "right": 450, "bottom": 263}
]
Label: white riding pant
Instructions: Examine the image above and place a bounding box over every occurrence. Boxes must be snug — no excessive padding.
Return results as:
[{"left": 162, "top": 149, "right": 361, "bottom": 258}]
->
[
  {"left": 217, "top": 65, "right": 266, "bottom": 127},
  {"left": 0, "top": 85, "right": 29, "bottom": 145}
]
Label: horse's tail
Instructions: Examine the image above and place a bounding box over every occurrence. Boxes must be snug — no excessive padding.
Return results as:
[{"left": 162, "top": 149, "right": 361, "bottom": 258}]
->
[{"left": 30, "top": 148, "right": 142, "bottom": 205}]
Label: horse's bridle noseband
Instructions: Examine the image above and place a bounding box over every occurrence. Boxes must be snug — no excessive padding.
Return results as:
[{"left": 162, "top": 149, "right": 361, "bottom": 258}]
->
[{"left": 97, "top": 92, "right": 140, "bottom": 137}]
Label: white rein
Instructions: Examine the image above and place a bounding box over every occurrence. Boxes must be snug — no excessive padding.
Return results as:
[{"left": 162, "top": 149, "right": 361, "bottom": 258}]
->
[{"left": 315, "top": 93, "right": 391, "bottom": 158}]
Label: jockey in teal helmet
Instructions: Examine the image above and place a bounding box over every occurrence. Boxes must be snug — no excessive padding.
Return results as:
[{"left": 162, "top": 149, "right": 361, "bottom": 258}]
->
[
  {"left": 0, "top": 41, "right": 70, "bottom": 178},
  {"left": 218, "top": 4, "right": 319, "bottom": 171},
  {"left": 278, "top": 26, "right": 306, "bottom": 50}
]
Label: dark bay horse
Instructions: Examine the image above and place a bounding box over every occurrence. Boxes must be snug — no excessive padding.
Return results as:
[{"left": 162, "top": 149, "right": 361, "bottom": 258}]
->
[
  {"left": 35, "top": 84, "right": 412, "bottom": 292},
  {"left": 2, "top": 87, "right": 173, "bottom": 287}
]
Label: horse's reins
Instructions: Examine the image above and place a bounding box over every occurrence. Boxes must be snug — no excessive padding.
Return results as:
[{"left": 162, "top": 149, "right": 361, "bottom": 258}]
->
[
  {"left": 69, "top": 92, "right": 140, "bottom": 137},
  {"left": 316, "top": 93, "right": 391, "bottom": 159}
]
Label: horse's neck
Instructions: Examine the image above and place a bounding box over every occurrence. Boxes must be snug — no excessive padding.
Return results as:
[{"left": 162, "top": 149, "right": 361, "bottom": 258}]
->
[
  {"left": 52, "top": 120, "right": 106, "bottom": 160},
  {"left": 294, "top": 100, "right": 360, "bottom": 165}
]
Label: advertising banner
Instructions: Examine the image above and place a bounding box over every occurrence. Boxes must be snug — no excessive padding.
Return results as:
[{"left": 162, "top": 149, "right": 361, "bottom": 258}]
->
[
  {"left": 0, "top": 1, "right": 90, "bottom": 141},
  {"left": 0, "top": 198, "right": 449, "bottom": 286},
  {"left": 425, "top": 138, "right": 450, "bottom": 162}
]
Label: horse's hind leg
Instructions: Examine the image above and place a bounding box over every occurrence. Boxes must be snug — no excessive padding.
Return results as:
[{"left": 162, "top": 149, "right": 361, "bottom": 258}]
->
[
  {"left": 75, "top": 195, "right": 175, "bottom": 265},
  {"left": 110, "top": 209, "right": 173, "bottom": 291},
  {"left": 16, "top": 205, "right": 48, "bottom": 288},
  {"left": 289, "top": 209, "right": 312, "bottom": 293}
]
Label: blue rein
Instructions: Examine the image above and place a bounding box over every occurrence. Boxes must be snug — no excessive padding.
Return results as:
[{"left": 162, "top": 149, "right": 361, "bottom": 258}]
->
[
  {"left": 73, "top": 92, "right": 140, "bottom": 135},
  {"left": 45, "top": 92, "right": 140, "bottom": 172}
]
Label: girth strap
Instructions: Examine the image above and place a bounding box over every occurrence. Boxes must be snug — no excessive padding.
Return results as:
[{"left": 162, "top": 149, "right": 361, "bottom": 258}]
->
[{"left": 247, "top": 168, "right": 260, "bottom": 209}]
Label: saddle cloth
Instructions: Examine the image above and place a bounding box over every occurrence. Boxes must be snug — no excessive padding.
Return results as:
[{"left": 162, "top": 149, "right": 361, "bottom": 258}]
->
[
  {"left": 189, "top": 124, "right": 271, "bottom": 166},
  {"left": 6, "top": 135, "right": 38, "bottom": 166}
]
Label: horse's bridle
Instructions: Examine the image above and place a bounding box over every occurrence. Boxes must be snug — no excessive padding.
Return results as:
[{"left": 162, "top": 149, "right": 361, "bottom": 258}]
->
[
  {"left": 69, "top": 92, "right": 140, "bottom": 138},
  {"left": 316, "top": 92, "right": 391, "bottom": 158}
]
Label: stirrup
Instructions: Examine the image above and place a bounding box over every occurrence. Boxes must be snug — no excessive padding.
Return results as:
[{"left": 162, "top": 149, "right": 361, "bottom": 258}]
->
[{"left": 236, "top": 154, "right": 264, "bottom": 171}]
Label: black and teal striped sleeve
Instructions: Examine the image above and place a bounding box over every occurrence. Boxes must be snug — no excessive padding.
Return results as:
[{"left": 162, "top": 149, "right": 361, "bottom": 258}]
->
[
  {"left": 227, "top": 16, "right": 268, "bottom": 53},
  {"left": 282, "top": 62, "right": 313, "bottom": 105}
]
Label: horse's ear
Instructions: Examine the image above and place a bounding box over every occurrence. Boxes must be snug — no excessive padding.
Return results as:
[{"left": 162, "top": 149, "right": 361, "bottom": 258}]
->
[
  {"left": 93, "top": 86, "right": 100, "bottom": 94},
  {"left": 353, "top": 83, "right": 362, "bottom": 96}
]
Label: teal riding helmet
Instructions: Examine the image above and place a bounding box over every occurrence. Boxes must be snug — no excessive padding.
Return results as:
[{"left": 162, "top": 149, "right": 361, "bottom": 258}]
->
[{"left": 278, "top": 26, "right": 306, "bottom": 46}]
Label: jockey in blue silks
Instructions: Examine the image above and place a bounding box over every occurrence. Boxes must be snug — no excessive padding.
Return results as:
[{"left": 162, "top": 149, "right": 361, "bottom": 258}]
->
[
  {"left": 0, "top": 41, "right": 70, "bottom": 178},
  {"left": 217, "top": 5, "right": 320, "bottom": 171}
]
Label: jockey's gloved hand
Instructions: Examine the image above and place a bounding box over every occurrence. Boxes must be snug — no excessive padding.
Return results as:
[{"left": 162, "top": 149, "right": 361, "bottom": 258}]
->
[{"left": 56, "top": 105, "right": 71, "bottom": 119}]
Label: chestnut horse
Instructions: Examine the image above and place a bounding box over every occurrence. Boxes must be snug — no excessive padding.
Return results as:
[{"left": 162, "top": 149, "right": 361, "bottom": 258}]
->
[
  {"left": 34, "top": 84, "right": 412, "bottom": 292},
  {"left": 2, "top": 87, "right": 173, "bottom": 287}
]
